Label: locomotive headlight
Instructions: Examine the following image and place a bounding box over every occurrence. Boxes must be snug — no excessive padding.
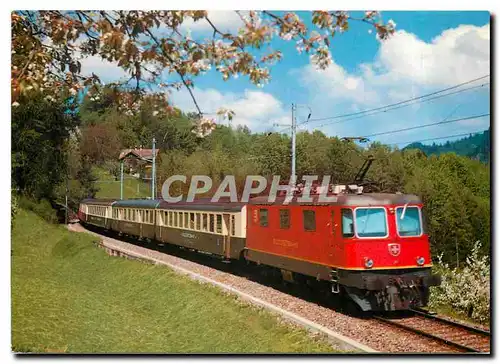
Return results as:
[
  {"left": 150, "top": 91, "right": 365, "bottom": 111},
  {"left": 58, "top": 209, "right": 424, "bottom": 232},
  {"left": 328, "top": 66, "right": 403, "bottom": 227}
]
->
[
  {"left": 416, "top": 256, "right": 425, "bottom": 266},
  {"left": 364, "top": 258, "right": 374, "bottom": 269}
]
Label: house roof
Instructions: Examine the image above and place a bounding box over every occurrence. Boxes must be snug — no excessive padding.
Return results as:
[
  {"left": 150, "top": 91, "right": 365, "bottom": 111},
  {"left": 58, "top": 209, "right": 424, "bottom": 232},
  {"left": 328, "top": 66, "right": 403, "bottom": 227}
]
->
[{"left": 119, "top": 148, "right": 160, "bottom": 161}]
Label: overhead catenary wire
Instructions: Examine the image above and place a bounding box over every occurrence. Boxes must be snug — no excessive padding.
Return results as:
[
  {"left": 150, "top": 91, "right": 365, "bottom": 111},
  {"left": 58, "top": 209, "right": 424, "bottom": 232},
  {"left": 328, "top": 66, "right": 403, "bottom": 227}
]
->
[
  {"left": 387, "top": 129, "right": 488, "bottom": 146},
  {"left": 314, "top": 83, "right": 489, "bottom": 129},
  {"left": 357, "top": 113, "right": 490, "bottom": 139},
  {"left": 299, "top": 75, "right": 490, "bottom": 127}
]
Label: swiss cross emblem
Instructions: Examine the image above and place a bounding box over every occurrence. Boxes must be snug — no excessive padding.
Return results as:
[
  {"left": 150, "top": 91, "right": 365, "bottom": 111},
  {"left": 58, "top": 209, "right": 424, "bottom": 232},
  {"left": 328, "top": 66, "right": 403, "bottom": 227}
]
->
[{"left": 388, "top": 243, "right": 401, "bottom": 257}]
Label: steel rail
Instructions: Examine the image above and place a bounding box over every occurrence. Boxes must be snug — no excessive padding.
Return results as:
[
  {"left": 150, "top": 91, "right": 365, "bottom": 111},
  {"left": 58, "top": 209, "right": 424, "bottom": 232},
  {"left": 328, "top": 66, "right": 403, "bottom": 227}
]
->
[
  {"left": 373, "top": 315, "right": 479, "bottom": 353},
  {"left": 372, "top": 313, "right": 489, "bottom": 353},
  {"left": 409, "top": 308, "right": 491, "bottom": 337}
]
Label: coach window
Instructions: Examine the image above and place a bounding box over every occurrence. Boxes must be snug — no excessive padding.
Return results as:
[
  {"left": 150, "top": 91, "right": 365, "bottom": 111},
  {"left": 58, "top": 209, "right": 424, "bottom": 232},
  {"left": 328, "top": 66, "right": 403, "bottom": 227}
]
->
[
  {"left": 259, "top": 209, "right": 268, "bottom": 227},
  {"left": 341, "top": 209, "right": 355, "bottom": 238},
  {"left": 202, "top": 214, "right": 208, "bottom": 231},
  {"left": 195, "top": 213, "right": 200, "bottom": 230},
  {"left": 216, "top": 214, "right": 223, "bottom": 234},
  {"left": 189, "top": 213, "right": 194, "bottom": 229},
  {"left": 279, "top": 209, "right": 290, "bottom": 229},
  {"left": 209, "top": 214, "right": 215, "bottom": 233},
  {"left": 303, "top": 210, "right": 316, "bottom": 232}
]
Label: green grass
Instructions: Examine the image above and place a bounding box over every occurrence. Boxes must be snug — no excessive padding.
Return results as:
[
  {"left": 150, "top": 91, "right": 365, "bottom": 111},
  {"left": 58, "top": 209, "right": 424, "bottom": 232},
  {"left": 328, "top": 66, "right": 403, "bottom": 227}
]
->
[
  {"left": 11, "top": 209, "right": 338, "bottom": 353},
  {"left": 94, "top": 168, "right": 152, "bottom": 199}
]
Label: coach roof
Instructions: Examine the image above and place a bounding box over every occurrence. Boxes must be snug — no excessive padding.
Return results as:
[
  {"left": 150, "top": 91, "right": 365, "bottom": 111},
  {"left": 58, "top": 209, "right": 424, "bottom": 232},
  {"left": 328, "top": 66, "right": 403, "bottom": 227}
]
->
[
  {"left": 81, "top": 198, "right": 118, "bottom": 206},
  {"left": 158, "top": 198, "right": 245, "bottom": 212},
  {"left": 113, "top": 199, "right": 162, "bottom": 208}
]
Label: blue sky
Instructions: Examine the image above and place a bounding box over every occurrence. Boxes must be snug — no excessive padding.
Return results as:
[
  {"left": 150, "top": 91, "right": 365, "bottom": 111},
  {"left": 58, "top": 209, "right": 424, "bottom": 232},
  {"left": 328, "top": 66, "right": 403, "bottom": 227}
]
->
[{"left": 83, "top": 11, "right": 490, "bottom": 147}]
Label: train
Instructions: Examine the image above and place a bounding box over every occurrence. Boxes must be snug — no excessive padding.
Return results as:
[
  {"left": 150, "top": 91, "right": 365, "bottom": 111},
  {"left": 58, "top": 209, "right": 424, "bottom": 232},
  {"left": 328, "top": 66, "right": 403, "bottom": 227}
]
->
[{"left": 78, "top": 185, "right": 441, "bottom": 312}]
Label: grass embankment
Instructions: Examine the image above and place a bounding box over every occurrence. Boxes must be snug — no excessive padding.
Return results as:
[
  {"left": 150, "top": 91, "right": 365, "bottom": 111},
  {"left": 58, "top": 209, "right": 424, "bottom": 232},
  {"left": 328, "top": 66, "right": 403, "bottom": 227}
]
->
[
  {"left": 93, "top": 168, "right": 152, "bottom": 199},
  {"left": 12, "top": 209, "right": 337, "bottom": 353}
]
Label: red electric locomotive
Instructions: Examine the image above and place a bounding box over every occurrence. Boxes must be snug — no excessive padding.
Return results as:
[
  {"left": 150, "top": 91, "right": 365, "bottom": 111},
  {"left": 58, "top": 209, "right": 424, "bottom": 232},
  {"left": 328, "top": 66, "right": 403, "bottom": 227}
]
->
[{"left": 245, "top": 191, "right": 441, "bottom": 311}]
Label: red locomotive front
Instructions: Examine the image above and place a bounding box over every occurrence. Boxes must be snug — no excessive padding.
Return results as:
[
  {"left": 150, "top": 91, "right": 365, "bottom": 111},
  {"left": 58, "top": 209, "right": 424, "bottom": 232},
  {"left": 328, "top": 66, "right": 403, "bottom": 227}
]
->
[{"left": 245, "top": 192, "right": 441, "bottom": 311}]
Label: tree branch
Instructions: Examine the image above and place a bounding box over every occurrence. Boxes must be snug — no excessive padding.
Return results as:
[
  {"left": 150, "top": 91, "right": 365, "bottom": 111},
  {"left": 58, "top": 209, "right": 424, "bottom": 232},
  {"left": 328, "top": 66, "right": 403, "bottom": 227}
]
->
[{"left": 144, "top": 27, "right": 203, "bottom": 116}]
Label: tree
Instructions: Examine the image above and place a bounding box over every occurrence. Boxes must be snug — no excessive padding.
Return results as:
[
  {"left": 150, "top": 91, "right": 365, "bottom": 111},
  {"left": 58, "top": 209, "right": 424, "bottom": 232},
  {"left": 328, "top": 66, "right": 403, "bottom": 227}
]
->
[
  {"left": 80, "top": 123, "right": 122, "bottom": 164},
  {"left": 12, "top": 95, "right": 79, "bottom": 200},
  {"left": 12, "top": 11, "right": 395, "bottom": 127}
]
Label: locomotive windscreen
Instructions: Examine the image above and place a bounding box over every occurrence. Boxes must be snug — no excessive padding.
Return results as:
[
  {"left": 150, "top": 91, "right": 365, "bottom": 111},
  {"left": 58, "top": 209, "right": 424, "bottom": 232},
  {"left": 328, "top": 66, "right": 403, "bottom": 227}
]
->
[
  {"left": 355, "top": 208, "right": 388, "bottom": 238},
  {"left": 396, "top": 206, "right": 423, "bottom": 236}
]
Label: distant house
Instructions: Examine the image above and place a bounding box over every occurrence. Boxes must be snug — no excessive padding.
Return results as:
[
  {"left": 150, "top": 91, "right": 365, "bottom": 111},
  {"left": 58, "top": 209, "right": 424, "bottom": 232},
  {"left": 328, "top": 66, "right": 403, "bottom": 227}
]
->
[{"left": 118, "top": 148, "right": 160, "bottom": 179}]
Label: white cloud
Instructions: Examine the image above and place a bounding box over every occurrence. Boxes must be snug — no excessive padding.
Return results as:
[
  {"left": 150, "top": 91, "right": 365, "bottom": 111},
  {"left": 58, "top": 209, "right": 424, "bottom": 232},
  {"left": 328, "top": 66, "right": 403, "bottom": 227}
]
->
[
  {"left": 299, "top": 23, "right": 490, "bottom": 107},
  {"left": 170, "top": 87, "right": 288, "bottom": 131},
  {"left": 180, "top": 11, "right": 244, "bottom": 34},
  {"left": 373, "top": 24, "right": 490, "bottom": 86},
  {"left": 79, "top": 55, "right": 129, "bottom": 82}
]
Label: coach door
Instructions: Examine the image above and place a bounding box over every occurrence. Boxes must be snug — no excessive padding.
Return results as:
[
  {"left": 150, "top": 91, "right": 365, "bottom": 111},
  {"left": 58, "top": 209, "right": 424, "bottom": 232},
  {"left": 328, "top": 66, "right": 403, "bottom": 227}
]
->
[{"left": 222, "top": 213, "right": 232, "bottom": 260}]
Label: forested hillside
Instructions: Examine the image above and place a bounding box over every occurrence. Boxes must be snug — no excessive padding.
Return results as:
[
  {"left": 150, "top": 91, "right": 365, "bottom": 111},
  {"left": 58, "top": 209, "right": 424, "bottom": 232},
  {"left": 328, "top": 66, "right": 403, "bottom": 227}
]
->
[
  {"left": 11, "top": 89, "right": 491, "bottom": 266},
  {"left": 404, "top": 129, "right": 490, "bottom": 163}
]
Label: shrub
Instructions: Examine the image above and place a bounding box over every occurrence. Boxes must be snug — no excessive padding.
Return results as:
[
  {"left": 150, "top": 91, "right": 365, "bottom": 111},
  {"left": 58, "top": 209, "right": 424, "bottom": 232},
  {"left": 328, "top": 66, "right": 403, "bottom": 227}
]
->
[
  {"left": 429, "top": 241, "right": 490, "bottom": 324},
  {"left": 18, "top": 196, "right": 58, "bottom": 224}
]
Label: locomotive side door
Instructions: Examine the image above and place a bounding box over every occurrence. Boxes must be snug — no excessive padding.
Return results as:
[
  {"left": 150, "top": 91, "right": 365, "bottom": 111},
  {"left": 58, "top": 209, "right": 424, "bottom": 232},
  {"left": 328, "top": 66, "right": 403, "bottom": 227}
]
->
[
  {"left": 222, "top": 213, "right": 232, "bottom": 260},
  {"left": 328, "top": 208, "right": 341, "bottom": 265}
]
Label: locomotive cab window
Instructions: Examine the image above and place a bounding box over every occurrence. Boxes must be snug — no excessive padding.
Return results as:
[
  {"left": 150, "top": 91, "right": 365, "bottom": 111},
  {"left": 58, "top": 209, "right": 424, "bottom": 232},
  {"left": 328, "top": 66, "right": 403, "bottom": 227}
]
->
[
  {"left": 259, "top": 209, "right": 268, "bottom": 227},
  {"left": 303, "top": 210, "right": 316, "bottom": 232},
  {"left": 341, "top": 209, "right": 354, "bottom": 238},
  {"left": 279, "top": 209, "right": 290, "bottom": 229},
  {"left": 396, "top": 206, "right": 422, "bottom": 237},
  {"left": 355, "top": 207, "right": 388, "bottom": 238}
]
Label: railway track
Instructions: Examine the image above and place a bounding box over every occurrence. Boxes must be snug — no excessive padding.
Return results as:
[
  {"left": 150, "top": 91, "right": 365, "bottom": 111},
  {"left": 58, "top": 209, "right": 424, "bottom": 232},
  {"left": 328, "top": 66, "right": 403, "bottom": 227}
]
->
[{"left": 373, "top": 308, "right": 491, "bottom": 353}]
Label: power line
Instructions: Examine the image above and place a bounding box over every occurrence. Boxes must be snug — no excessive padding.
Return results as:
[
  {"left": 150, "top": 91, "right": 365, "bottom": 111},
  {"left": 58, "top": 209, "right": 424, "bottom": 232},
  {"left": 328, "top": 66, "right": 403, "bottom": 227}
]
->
[
  {"left": 358, "top": 113, "right": 490, "bottom": 139},
  {"left": 319, "top": 83, "right": 489, "bottom": 128},
  {"left": 388, "top": 130, "right": 487, "bottom": 146},
  {"left": 300, "top": 75, "right": 490, "bottom": 127}
]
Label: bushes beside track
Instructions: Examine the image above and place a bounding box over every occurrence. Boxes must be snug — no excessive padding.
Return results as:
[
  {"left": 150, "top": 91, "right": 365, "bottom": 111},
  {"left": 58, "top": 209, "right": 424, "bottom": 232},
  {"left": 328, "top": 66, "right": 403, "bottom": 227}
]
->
[{"left": 429, "top": 241, "right": 490, "bottom": 324}]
